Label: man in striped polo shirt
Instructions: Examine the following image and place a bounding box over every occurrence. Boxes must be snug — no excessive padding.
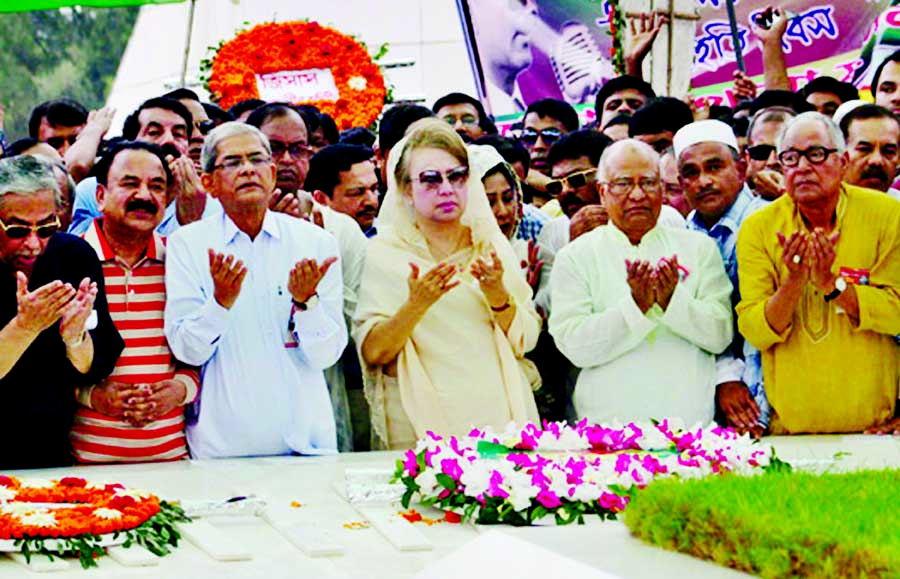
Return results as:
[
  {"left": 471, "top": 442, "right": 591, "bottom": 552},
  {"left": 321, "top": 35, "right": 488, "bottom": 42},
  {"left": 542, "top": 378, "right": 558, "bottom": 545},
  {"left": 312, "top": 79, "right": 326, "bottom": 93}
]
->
[{"left": 71, "top": 141, "right": 200, "bottom": 463}]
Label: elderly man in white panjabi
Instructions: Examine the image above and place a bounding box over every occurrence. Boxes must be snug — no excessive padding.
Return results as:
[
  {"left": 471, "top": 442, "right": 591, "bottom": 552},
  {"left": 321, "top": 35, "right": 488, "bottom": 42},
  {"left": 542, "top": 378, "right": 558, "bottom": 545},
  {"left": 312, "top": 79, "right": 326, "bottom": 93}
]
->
[{"left": 549, "top": 139, "right": 733, "bottom": 426}]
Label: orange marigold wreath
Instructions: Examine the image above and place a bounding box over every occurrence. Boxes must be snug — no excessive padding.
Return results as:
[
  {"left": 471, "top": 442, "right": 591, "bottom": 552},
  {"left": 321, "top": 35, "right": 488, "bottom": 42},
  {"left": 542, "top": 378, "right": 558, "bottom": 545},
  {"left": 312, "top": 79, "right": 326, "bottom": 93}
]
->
[
  {"left": 0, "top": 475, "right": 159, "bottom": 540},
  {"left": 207, "top": 21, "right": 387, "bottom": 130}
]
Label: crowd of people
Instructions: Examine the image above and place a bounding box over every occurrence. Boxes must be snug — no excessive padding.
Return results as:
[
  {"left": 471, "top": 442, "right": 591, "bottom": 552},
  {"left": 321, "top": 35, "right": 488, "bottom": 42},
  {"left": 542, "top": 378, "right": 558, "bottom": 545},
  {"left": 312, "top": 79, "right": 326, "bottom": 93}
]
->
[{"left": 2, "top": 7, "right": 900, "bottom": 469}]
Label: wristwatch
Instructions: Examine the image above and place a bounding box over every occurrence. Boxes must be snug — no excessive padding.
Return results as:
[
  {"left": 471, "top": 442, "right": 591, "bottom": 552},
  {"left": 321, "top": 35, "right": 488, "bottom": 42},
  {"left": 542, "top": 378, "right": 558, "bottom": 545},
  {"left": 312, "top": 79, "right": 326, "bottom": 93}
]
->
[
  {"left": 824, "top": 277, "right": 847, "bottom": 302},
  {"left": 293, "top": 293, "right": 320, "bottom": 311}
]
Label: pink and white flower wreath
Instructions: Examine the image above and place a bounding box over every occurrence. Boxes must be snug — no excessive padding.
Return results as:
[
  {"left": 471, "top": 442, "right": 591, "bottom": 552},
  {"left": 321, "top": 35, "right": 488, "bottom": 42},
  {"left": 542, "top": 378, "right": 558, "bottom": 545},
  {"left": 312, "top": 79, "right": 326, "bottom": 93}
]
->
[{"left": 395, "top": 420, "right": 775, "bottom": 526}]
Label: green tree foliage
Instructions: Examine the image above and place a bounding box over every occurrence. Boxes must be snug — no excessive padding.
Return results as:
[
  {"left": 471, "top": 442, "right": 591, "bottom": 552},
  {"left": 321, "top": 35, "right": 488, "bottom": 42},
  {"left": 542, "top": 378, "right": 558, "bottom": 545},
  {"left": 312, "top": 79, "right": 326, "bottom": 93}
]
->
[{"left": 0, "top": 7, "right": 138, "bottom": 139}]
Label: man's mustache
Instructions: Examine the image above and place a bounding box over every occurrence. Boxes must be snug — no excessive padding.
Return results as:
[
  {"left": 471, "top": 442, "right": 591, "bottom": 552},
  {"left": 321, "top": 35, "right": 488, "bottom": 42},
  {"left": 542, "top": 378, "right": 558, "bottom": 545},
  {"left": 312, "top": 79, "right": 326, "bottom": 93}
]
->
[{"left": 126, "top": 199, "right": 159, "bottom": 214}]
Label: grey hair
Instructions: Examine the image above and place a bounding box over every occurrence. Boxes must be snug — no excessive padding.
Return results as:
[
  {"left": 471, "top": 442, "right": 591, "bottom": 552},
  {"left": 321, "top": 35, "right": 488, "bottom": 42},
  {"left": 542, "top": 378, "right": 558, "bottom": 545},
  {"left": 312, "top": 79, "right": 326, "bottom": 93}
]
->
[
  {"left": 0, "top": 155, "right": 62, "bottom": 206},
  {"left": 597, "top": 138, "right": 660, "bottom": 182},
  {"left": 776, "top": 111, "right": 846, "bottom": 155},
  {"left": 746, "top": 106, "right": 796, "bottom": 145},
  {"left": 201, "top": 121, "right": 272, "bottom": 174}
]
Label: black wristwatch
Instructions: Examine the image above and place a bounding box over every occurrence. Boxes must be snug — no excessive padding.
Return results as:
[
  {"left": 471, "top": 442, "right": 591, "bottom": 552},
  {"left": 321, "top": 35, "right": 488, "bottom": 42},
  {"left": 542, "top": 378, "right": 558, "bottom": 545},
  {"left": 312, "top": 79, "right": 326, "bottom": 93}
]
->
[
  {"left": 292, "top": 293, "right": 320, "bottom": 311},
  {"left": 824, "top": 277, "right": 847, "bottom": 302}
]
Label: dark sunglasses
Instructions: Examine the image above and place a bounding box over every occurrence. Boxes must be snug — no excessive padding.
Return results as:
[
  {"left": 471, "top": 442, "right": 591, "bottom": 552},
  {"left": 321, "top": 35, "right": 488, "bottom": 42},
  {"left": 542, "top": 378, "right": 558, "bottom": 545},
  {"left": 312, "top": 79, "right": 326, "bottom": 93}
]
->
[
  {"left": 546, "top": 169, "right": 595, "bottom": 196},
  {"left": 197, "top": 120, "right": 217, "bottom": 135},
  {"left": 45, "top": 135, "right": 78, "bottom": 150},
  {"left": 0, "top": 216, "right": 61, "bottom": 239},
  {"left": 747, "top": 144, "right": 776, "bottom": 161},
  {"left": 415, "top": 166, "right": 469, "bottom": 190},
  {"left": 519, "top": 128, "right": 563, "bottom": 147}
]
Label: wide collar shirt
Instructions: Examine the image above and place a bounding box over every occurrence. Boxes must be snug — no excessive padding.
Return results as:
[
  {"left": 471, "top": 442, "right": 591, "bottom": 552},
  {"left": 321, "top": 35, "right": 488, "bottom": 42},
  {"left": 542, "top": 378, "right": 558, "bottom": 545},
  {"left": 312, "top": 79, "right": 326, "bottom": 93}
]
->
[
  {"left": 549, "top": 222, "right": 733, "bottom": 427},
  {"left": 164, "top": 210, "right": 347, "bottom": 458}
]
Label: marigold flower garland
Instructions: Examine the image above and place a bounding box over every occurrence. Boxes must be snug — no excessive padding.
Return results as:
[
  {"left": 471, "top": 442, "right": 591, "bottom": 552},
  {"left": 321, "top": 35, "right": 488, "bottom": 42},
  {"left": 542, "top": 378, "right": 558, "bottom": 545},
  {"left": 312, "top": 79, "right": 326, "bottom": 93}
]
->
[
  {"left": 205, "top": 21, "right": 387, "bottom": 130},
  {"left": 395, "top": 420, "right": 786, "bottom": 526},
  {"left": 0, "top": 476, "right": 189, "bottom": 569}
]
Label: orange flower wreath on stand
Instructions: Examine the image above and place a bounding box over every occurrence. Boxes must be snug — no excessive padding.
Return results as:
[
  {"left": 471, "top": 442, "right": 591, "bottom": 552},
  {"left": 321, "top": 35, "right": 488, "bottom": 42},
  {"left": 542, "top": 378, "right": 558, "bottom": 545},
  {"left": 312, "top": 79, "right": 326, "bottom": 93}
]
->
[{"left": 206, "top": 21, "right": 387, "bottom": 130}]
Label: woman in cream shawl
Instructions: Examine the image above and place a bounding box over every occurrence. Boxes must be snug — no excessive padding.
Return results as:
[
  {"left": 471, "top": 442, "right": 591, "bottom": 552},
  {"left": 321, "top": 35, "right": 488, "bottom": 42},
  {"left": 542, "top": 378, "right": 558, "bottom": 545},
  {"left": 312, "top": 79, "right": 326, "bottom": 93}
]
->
[{"left": 354, "top": 119, "right": 540, "bottom": 449}]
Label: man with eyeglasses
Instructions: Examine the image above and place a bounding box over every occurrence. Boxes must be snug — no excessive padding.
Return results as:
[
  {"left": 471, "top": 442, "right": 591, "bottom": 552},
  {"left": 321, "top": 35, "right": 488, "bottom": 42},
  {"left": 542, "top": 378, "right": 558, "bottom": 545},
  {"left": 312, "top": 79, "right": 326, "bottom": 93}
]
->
[
  {"left": 519, "top": 99, "right": 580, "bottom": 212},
  {"left": 549, "top": 139, "right": 733, "bottom": 427},
  {"left": 736, "top": 111, "right": 900, "bottom": 435},
  {"left": 432, "top": 92, "right": 496, "bottom": 143},
  {"left": 165, "top": 122, "right": 347, "bottom": 458},
  {"left": 674, "top": 120, "right": 769, "bottom": 437},
  {"left": 68, "top": 96, "right": 220, "bottom": 237},
  {"left": 744, "top": 106, "right": 796, "bottom": 202},
  {"left": 0, "top": 155, "right": 123, "bottom": 468}
]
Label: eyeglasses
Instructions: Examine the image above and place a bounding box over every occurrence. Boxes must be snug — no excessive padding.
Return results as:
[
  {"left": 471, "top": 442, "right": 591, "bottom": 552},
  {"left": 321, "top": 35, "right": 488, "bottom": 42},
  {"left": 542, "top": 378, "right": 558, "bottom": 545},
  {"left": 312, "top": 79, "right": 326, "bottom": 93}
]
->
[
  {"left": 269, "top": 141, "right": 313, "bottom": 160},
  {"left": 0, "top": 215, "right": 61, "bottom": 239},
  {"left": 45, "top": 135, "right": 77, "bottom": 150},
  {"left": 196, "top": 120, "right": 217, "bottom": 135},
  {"left": 546, "top": 169, "right": 596, "bottom": 196},
  {"left": 214, "top": 154, "right": 272, "bottom": 172},
  {"left": 442, "top": 115, "right": 479, "bottom": 127},
  {"left": 519, "top": 127, "right": 563, "bottom": 147},
  {"left": 747, "top": 144, "right": 777, "bottom": 161},
  {"left": 414, "top": 166, "right": 469, "bottom": 190},
  {"left": 603, "top": 178, "right": 662, "bottom": 197},
  {"left": 777, "top": 146, "right": 838, "bottom": 168}
]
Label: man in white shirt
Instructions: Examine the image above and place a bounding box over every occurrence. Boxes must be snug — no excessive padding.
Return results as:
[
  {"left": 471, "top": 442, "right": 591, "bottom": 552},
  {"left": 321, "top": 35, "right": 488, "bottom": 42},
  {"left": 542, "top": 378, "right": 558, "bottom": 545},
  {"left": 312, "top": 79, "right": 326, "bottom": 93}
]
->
[
  {"left": 165, "top": 122, "right": 346, "bottom": 458},
  {"left": 549, "top": 139, "right": 733, "bottom": 426}
]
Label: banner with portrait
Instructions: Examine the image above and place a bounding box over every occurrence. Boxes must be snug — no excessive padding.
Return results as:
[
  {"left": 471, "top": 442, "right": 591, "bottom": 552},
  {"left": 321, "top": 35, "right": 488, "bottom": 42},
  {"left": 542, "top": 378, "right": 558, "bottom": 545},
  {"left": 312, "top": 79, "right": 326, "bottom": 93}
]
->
[{"left": 457, "top": 0, "right": 896, "bottom": 126}]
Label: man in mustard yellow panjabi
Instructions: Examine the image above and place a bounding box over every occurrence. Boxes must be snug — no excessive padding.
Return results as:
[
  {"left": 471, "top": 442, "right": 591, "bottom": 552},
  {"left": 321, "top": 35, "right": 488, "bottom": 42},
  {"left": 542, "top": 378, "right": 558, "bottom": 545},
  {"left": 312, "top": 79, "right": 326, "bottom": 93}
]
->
[{"left": 737, "top": 111, "right": 900, "bottom": 435}]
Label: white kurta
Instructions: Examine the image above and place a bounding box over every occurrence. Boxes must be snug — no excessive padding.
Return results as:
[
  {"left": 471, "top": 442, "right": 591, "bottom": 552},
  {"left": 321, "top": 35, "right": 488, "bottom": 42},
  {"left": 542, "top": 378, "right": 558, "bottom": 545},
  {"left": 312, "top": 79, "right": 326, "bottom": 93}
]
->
[
  {"left": 549, "top": 223, "right": 733, "bottom": 426},
  {"left": 165, "top": 211, "right": 347, "bottom": 458}
]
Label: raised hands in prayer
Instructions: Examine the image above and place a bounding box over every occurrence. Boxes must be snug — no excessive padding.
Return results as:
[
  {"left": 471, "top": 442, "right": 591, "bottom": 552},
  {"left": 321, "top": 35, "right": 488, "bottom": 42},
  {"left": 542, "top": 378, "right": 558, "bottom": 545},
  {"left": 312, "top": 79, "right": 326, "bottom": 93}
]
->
[
  {"left": 569, "top": 205, "right": 609, "bottom": 242},
  {"left": 717, "top": 381, "right": 764, "bottom": 438},
  {"left": 806, "top": 228, "right": 841, "bottom": 293},
  {"left": 170, "top": 154, "right": 207, "bottom": 225},
  {"left": 269, "top": 188, "right": 303, "bottom": 219},
  {"left": 407, "top": 262, "right": 459, "bottom": 313},
  {"left": 471, "top": 251, "right": 510, "bottom": 310},
  {"left": 753, "top": 169, "right": 785, "bottom": 200},
  {"left": 59, "top": 277, "right": 97, "bottom": 346},
  {"left": 626, "top": 255, "right": 680, "bottom": 312},
  {"left": 776, "top": 230, "right": 810, "bottom": 281},
  {"left": 14, "top": 272, "right": 75, "bottom": 334},
  {"left": 625, "top": 259, "right": 656, "bottom": 313},
  {"left": 208, "top": 250, "right": 247, "bottom": 309},
  {"left": 520, "top": 240, "right": 545, "bottom": 295},
  {"left": 288, "top": 256, "right": 337, "bottom": 304}
]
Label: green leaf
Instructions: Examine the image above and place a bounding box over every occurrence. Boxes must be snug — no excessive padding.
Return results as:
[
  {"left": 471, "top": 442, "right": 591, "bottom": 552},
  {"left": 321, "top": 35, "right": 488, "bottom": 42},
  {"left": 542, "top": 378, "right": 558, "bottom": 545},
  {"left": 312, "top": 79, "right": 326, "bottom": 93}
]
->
[{"left": 435, "top": 473, "right": 457, "bottom": 491}]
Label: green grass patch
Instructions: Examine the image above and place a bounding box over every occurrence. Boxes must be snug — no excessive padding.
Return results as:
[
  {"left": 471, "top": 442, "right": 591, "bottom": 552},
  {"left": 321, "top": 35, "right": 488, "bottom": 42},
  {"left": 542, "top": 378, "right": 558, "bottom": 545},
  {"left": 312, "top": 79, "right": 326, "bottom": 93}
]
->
[{"left": 624, "top": 470, "right": 900, "bottom": 578}]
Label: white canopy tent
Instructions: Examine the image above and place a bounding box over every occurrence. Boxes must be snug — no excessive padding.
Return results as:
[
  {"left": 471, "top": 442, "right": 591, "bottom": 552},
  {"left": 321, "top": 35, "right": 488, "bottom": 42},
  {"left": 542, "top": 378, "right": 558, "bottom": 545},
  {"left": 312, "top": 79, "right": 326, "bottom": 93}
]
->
[{"left": 105, "top": 0, "right": 476, "bottom": 131}]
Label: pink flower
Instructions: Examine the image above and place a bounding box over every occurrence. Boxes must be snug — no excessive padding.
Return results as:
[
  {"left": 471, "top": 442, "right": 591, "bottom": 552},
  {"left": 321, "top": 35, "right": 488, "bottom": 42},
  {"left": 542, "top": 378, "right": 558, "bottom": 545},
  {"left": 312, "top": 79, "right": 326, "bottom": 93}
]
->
[
  {"left": 614, "top": 453, "right": 632, "bottom": 475},
  {"left": 425, "top": 447, "right": 440, "bottom": 468},
  {"left": 536, "top": 489, "right": 562, "bottom": 509},
  {"left": 426, "top": 431, "right": 443, "bottom": 442},
  {"left": 599, "top": 492, "right": 628, "bottom": 511},
  {"left": 487, "top": 470, "right": 509, "bottom": 499},
  {"left": 441, "top": 458, "right": 463, "bottom": 481},
  {"left": 403, "top": 449, "right": 419, "bottom": 477},
  {"left": 565, "top": 457, "right": 586, "bottom": 485}
]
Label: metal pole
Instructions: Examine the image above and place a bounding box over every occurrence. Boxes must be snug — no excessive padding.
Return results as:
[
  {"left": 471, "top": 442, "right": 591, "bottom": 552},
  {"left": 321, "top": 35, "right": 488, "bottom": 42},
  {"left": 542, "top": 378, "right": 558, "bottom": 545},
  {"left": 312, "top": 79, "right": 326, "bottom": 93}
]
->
[
  {"left": 724, "top": 0, "right": 745, "bottom": 73},
  {"left": 179, "top": 0, "right": 197, "bottom": 87}
]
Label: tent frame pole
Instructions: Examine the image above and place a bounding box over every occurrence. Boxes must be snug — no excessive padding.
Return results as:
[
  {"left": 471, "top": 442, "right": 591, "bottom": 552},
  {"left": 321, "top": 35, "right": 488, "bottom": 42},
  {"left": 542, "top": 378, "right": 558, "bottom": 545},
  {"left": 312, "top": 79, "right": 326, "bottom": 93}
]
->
[{"left": 179, "top": 0, "right": 197, "bottom": 86}]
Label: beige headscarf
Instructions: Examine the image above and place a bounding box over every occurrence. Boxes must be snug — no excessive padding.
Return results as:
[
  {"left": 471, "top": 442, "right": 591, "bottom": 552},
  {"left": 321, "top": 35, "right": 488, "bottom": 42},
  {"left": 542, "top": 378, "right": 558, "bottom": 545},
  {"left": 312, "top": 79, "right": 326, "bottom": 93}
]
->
[{"left": 354, "top": 121, "right": 540, "bottom": 448}]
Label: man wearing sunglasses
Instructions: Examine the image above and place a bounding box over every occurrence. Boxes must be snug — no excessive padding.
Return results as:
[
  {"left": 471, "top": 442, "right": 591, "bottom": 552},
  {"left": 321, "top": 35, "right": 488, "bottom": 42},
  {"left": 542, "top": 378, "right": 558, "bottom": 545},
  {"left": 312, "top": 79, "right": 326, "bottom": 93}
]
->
[
  {"left": 519, "top": 98, "right": 579, "bottom": 210},
  {"left": 737, "top": 112, "right": 900, "bottom": 435},
  {"left": 29, "top": 98, "right": 88, "bottom": 158},
  {"left": 164, "top": 88, "right": 215, "bottom": 173},
  {"left": 0, "top": 155, "right": 123, "bottom": 468},
  {"left": 744, "top": 106, "right": 795, "bottom": 202},
  {"left": 674, "top": 120, "right": 768, "bottom": 437}
]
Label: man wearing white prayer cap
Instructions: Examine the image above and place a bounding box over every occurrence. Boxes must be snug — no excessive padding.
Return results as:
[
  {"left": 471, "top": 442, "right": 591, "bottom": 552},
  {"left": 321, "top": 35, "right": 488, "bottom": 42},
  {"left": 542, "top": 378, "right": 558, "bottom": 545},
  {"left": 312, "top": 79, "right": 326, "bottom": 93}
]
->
[{"left": 674, "top": 119, "right": 769, "bottom": 437}]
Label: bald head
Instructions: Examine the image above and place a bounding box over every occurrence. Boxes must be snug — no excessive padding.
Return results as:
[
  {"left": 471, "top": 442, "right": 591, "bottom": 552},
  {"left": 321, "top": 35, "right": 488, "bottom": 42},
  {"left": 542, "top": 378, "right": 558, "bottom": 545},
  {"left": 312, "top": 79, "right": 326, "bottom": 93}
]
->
[{"left": 598, "top": 138, "right": 660, "bottom": 182}]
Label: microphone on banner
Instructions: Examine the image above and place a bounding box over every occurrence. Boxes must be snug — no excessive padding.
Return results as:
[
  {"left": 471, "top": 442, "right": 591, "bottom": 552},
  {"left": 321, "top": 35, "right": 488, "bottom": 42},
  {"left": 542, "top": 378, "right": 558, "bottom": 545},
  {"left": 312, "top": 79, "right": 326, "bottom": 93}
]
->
[{"left": 527, "top": 18, "right": 613, "bottom": 104}]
